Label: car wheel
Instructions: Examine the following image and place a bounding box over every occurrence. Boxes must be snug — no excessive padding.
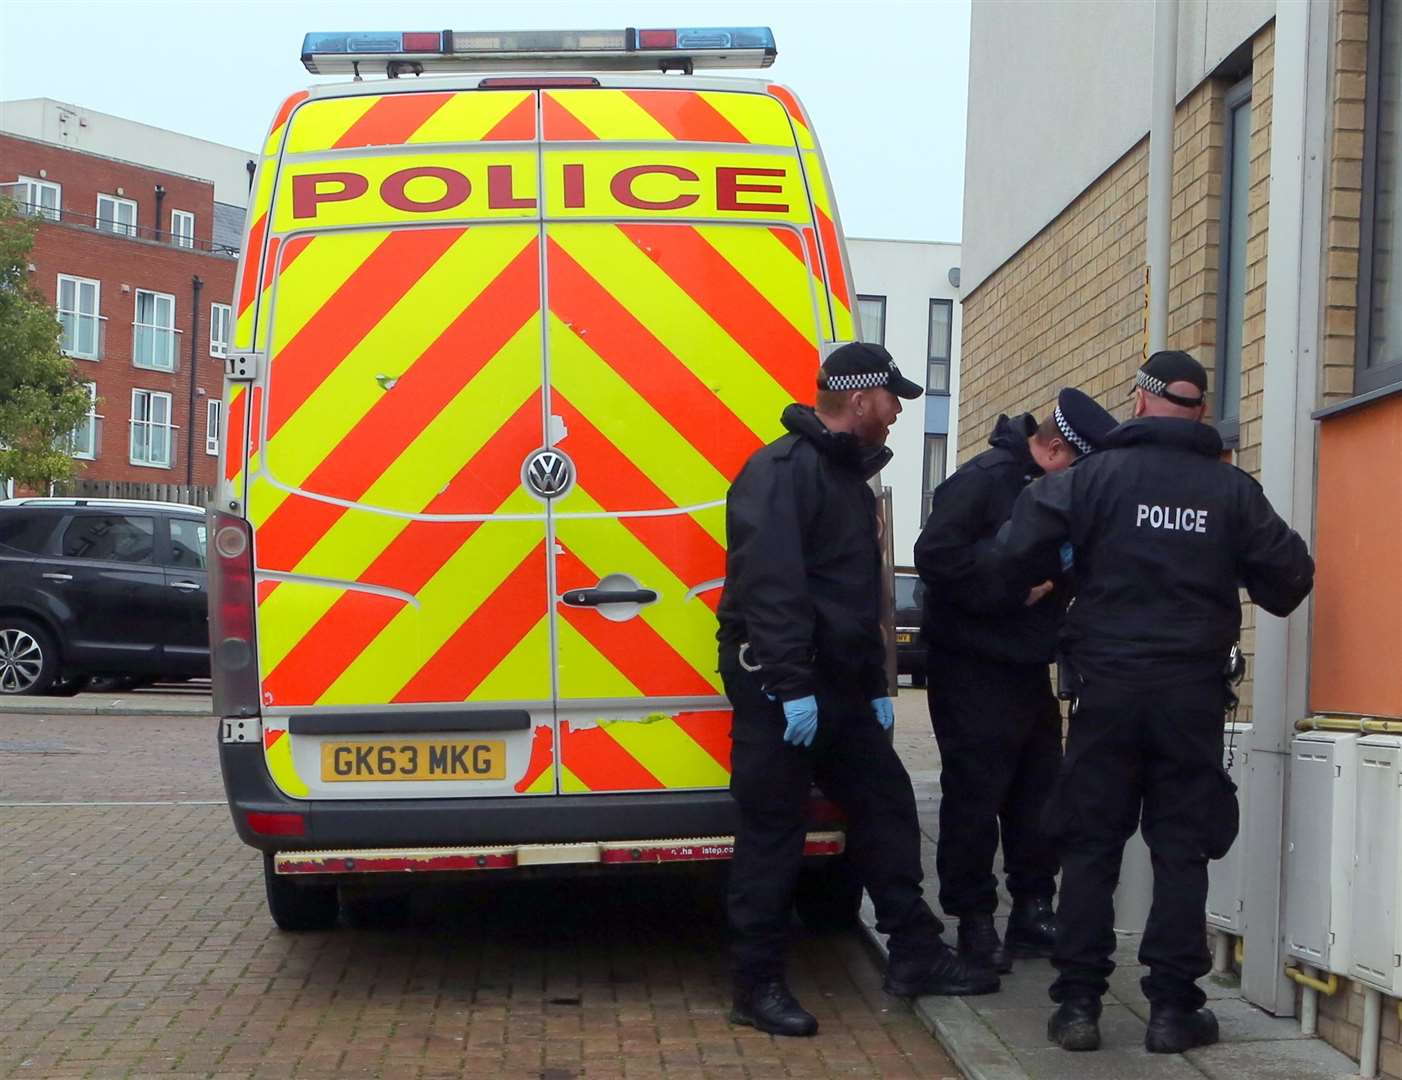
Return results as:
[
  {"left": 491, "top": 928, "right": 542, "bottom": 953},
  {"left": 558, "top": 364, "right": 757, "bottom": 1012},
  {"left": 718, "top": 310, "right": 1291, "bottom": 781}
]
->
[
  {"left": 0, "top": 618, "right": 59, "bottom": 696},
  {"left": 263, "top": 854, "right": 339, "bottom": 931},
  {"left": 794, "top": 854, "right": 864, "bottom": 932}
]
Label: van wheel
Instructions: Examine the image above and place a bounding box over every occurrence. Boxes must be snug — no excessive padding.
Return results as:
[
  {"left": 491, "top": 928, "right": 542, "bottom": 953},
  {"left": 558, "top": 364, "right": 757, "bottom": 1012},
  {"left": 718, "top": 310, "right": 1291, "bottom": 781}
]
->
[
  {"left": 794, "top": 855, "right": 864, "bottom": 932},
  {"left": 263, "top": 855, "right": 339, "bottom": 931},
  {"left": 0, "top": 618, "right": 58, "bottom": 695}
]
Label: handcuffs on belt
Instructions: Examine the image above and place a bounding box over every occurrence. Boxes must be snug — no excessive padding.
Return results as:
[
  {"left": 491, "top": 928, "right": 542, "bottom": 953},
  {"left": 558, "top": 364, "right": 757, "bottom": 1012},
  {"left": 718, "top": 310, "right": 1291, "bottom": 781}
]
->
[{"left": 738, "top": 641, "right": 762, "bottom": 673}]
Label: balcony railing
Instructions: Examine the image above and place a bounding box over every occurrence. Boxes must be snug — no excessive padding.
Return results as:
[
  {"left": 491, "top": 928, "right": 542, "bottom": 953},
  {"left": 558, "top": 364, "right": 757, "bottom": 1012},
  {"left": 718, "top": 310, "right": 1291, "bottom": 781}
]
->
[
  {"left": 130, "top": 419, "right": 174, "bottom": 468},
  {"left": 0, "top": 187, "right": 240, "bottom": 258},
  {"left": 58, "top": 311, "right": 106, "bottom": 361},
  {"left": 133, "top": 322, "right": 180, "bottom": 371}
]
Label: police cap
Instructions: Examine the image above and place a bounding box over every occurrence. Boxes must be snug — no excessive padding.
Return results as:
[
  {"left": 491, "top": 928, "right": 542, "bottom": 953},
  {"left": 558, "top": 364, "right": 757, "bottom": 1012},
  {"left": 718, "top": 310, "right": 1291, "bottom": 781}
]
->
[
  {"left": 1136, "top": 350, "right": 1208, "bottom": 408},
  {"left": 1054, "top": 387, "right": 1117, "bottom": 455},
  {"left": 819, "top": 341, "right": 924, "bottom": 400}
]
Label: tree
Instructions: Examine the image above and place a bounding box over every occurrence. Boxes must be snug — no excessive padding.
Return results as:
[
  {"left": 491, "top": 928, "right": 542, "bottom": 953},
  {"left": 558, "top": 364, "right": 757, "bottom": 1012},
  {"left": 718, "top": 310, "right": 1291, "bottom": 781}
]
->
[{"left": 0, "top": 198, "right": 91, "bottom": 490}]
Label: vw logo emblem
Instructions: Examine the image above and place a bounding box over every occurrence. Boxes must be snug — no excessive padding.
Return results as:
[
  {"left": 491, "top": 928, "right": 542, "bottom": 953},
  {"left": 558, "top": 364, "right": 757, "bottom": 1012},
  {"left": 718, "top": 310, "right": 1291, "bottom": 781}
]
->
[{"left": 523, "top": 448, "right": 574, "bottom": 499}]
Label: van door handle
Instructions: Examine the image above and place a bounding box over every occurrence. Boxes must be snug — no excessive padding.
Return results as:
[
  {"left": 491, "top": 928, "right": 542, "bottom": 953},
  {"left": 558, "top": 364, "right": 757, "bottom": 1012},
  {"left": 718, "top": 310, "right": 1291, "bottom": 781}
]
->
[
  {"left": 169, "top": 581, "right": 201, "bottom": 591},
  {"left": 42, "top": 572, "right": 73, "bottom": 582},
  {"left": 561, "top": 588, "right": 657, "bottom": 607}
]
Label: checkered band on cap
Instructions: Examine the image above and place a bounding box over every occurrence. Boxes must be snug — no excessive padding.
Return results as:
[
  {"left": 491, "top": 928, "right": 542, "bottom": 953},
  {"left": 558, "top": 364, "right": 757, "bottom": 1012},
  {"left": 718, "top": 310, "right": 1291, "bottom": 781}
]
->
[
  {"left": 825, "top": 371, "right": 890, "bottom": 391},
  {"left": 1053, "top": 405, "right": 1095, "bottom": 455},
  {"left": 1136, "top": 370, "right": 1168, "bottom": 397}
]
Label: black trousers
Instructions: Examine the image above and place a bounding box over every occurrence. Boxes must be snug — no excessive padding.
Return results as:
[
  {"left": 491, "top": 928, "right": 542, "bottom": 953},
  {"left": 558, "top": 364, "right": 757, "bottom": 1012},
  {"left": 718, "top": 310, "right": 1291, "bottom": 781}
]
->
[
  {"left": 927, "top": 649, "right": 1062, "bottom": 916},
  {"left": 1046, "top": 674, "right": 1237, "bottom": 1010},
  {"left": 723, "top": 660, "right": 944, "bottom": 984}
]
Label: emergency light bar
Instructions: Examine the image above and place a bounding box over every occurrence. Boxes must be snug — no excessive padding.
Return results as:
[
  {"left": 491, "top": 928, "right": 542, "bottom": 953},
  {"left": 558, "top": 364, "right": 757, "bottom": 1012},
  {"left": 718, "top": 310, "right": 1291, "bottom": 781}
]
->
[{"left": 301, "top": 28, "right": 777, "bottom": 76}]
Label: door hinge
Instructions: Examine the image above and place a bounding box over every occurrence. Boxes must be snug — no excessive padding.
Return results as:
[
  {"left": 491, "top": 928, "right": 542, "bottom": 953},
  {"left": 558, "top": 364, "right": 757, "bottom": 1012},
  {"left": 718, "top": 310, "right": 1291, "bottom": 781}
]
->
[
  {"left": 221, "top": 716, "right": 262, "bottom": 744},
  {"left": 225, "top": 351, "right": 263, "bottom": 382}
]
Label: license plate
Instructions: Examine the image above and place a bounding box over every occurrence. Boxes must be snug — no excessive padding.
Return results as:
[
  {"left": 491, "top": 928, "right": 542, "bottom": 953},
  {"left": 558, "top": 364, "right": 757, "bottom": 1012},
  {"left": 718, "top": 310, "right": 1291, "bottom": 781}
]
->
[
  {"left": 896, "top": 632, "right": 913, "bottom": 644},
  {"left": 320, "top": 740, "right": 507, "bottom": 782}
]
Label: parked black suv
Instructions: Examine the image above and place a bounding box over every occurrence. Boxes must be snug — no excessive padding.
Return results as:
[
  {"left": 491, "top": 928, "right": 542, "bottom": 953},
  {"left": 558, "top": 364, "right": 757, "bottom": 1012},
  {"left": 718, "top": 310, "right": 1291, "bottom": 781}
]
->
[
  {"left": 0, "top": 499, "right": 210, "bottom": 694},
  {"left": 895, "top": 571, "right": 925, "bottom": 687}
]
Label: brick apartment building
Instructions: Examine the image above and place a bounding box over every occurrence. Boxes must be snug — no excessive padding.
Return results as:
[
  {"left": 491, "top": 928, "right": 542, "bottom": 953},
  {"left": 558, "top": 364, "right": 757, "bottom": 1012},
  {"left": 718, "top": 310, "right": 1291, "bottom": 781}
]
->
[
  {"left": 0, "top": 130, "right": 243, "bottom": 501},
  {"left": 963, "top": 0, "right": 1402, "bottom": 1074}
]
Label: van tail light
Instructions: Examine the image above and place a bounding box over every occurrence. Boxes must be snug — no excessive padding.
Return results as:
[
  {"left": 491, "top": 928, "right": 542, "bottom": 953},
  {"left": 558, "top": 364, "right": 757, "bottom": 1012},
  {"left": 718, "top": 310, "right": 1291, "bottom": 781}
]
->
[
  {"left": 246, "top": 811, "right": 306, "bottom": 837},
  {"left": 208, "top": 509, "right": 260, "bottom": 718}
]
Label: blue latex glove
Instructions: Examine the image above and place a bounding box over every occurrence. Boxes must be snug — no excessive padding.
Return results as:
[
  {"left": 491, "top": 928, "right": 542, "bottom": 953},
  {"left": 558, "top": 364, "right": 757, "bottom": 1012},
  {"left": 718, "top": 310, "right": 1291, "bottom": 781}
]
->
[
  {"left": 872, "top": 696, "right": 895, "bottom": 730},
  {"left": 782, "top": 695, "right": 819, "bottom": 747}
]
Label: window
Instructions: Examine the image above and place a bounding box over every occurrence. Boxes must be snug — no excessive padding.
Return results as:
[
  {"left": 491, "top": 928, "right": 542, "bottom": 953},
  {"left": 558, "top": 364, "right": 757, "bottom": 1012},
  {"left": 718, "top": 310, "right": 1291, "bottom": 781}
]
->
[
  {"left": 0, "top": 512, "right": 60, "bottom": 554},
  {"left": 61, "top": 514, "right": 155, "bottom": 563},
  {"left": 169, "top": 519, "right": 207, "bottom": 570},
  {"left": 71, "top": 382, "right": 99, "bottom": 460},
  {"left": 96, "top": 193, "right": 137, "bottom": 237},
  {"left": 56, "top": 274, "right": 102, "bottom": 360},
  {"left": 1214, "top": 79, "right": 1251, "bottom": 444},
  {"left": 927, "top": 299, "right": 953, "bottom": 394},
  {"left": 170, "top": 209, "right": 194, "bottom": 248},
  {"left": 209, "top": 302, "right": 232, "bottom": 358},
  {"left": 130, "top": 389, "right": 174, "bottom": 468},
  {"left": 921, "top": 434, "right": 948, "bottom": 523},
  {"left": 133, "top": 289, "right": 177, "bottom": 371},
  {"left": 13, "top": 176, "right": 60, "bottom": 220},
  {"left": 206, "top": 399, "right": 222, "bottom": 456},
  {"left": 1358, "top": 0, "right": 1402, "bottom": 394},
  {"left": 856, "top": 295, "right": 887, "bottom": 346}
]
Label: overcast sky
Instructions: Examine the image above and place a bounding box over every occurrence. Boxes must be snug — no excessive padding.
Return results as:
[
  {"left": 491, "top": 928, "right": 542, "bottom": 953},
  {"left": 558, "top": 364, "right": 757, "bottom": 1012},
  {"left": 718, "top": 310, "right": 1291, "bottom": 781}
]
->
[{"left": 0, "top": 0, "right": 970, "bottom": 242}]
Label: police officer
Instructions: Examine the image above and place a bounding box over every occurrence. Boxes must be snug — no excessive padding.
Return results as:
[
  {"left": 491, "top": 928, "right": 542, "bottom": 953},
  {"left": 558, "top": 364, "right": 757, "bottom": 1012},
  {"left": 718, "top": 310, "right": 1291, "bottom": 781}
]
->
[
  {"left": 989, "top": 350, "right": 1314, "bottom": 1054},
  {"left": 718, "top": 341, "right": 999, "bottom": 1038},
  {"left": 914, "top": 388, "right": 1116, "bottom": 975}
]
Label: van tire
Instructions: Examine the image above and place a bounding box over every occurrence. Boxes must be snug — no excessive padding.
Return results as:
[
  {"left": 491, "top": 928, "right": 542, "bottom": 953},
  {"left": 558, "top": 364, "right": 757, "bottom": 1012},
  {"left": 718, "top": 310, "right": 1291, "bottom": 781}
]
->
[
  {"left": 0, "top": 617, "right": 59, "bottom": 695},
  {"left": 794, "top": 854, "right": 864, "bottom": 932},
  {"left": 263, "top": 855, "right": 339, "bottom": 931}
]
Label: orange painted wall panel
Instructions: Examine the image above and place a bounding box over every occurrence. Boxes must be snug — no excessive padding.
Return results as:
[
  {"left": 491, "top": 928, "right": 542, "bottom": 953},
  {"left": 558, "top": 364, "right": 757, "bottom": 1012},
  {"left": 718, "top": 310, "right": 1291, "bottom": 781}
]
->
[{"left": 1309, "top": 392, "right": 1402, "bottom": 717}]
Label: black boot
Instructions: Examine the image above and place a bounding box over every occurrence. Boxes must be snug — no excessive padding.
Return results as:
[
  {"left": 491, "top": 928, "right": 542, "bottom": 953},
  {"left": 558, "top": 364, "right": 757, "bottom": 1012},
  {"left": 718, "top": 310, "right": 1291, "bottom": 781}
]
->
[
  {"left": 957, "top": 914, "right": 1012, "bottom": 974},
  {"left": 1004, "top": 895, "right": 1057, "bottom": 959},
  {"left": 1047, "top": 997, "right": 1101, "bottom": 1051},
  {"left": 883, "top": 942, "right": 1001, "bottom": 997},
  {"left": 729, "top": 978, "right": 818, "bottom": 1037},
  {"left": 1145, "top": 1005, "right": 1219, "bottom": 1054}
]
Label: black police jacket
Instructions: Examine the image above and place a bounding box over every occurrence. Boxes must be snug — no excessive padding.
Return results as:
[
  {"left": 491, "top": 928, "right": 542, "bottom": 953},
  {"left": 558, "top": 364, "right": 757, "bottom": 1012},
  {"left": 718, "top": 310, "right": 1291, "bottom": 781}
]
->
[
  {"left": 716, "top": 403, "right": 889, "bottom": 703},
  {"left": 992, "top": 417, "right": 1315, "bottom": 685},
  {"left": 913, "top": 413, "right": 1066, "bottom": 665}
]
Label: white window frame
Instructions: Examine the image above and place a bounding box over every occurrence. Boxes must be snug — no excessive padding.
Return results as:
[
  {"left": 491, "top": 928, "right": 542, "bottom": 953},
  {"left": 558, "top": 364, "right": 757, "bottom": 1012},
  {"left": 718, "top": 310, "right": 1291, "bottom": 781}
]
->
[
  {"left": 133, "top": 289, "right": 179, "bottom": 372},
  {"left": 15, "top": 175, "right": 61, "bottom": 220},
  {"left": 56, "top": 273, "right": 103, "bottom": 361},
  {"left": 96, "top": 193, "right": 138, "bottom": 237},
  {"left": 71, "top": 382, "right": 99, "bottom": 461},
  {"left": 129, "top": 389, "right": 175, "bottom": 469},
  {"left": 170, "top": 209, "right": 195, "bottom": 248},
  {"left": 205, "top": 399, "right": 222, "bottom": 456},
  {"left": 209, "top": 302, "right": 232, "bottom": 358}
]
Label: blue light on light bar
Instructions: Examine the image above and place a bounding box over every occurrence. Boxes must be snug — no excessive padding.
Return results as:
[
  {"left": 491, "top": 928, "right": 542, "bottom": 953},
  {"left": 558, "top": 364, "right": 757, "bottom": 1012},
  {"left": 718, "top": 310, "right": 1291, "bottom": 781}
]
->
[{"left": 674, "top": 28, "right": 775, "bottom": 50}]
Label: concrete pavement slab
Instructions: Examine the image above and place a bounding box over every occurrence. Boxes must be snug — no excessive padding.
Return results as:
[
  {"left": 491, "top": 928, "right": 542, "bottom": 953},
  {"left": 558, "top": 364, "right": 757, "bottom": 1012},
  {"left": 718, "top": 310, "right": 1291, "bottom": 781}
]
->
[{"left": 880, "top": 688, "right": 1362, "bottom": 1080}]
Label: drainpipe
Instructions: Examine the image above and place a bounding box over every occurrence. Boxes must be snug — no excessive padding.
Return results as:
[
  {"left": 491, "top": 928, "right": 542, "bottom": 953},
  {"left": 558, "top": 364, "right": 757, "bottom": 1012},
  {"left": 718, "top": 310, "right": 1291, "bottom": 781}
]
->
[
  {"left": 1361, "top": 987, "right": 1382, "bottom": 1077},
  {"left": 186, "top": 275, "right": 203, "bottom": 487},
  {"left": 1114, "top": 0, "right": 1179, "bottom": 936},
  {"left": 154, "top": 184, "right": 166, "bottom": 242},
  {"left": 1146, "top": 0, "right": 1178, "bottom": 352}
]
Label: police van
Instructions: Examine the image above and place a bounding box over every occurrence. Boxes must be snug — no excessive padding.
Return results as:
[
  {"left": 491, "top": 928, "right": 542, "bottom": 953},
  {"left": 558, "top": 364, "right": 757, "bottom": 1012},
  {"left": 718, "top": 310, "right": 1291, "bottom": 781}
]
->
[{"left": 210, "top": 27, "right": 872, "bottom": 929}]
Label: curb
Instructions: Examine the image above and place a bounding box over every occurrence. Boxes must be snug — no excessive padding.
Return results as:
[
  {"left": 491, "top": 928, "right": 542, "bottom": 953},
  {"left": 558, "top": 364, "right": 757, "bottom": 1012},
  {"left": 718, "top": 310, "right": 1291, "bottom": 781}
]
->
[
  {"left": 1, "top": 698, "right": 212, "bottom": 718},
  {"left": 859, "top": 902, "right": 1031, "bottom": 1080}
]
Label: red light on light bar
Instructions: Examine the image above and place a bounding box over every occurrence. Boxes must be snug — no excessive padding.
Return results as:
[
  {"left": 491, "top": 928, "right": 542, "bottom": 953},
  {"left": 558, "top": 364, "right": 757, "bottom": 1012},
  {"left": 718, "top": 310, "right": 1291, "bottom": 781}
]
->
[
  {"left": 246, "top": 811, "right": 307, "bottom": 837},
  {"left": 402, "top": 31, "right": 442, "bottom": 51},
  {"left": 638, "top": 29, "right": 677, "bottom": 49}
]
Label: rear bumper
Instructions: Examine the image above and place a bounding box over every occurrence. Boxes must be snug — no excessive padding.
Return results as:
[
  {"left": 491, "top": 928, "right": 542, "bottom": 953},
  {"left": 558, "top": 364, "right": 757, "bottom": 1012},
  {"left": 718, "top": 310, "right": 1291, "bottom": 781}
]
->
[{"left": 221, "top": 740, "right": 835, "bottom": 854}]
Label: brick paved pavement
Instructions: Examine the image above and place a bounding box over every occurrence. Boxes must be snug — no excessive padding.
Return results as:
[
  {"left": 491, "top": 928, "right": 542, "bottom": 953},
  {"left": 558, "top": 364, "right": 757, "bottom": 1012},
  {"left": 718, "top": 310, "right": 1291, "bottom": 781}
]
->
[{"left": 0, "top": 709, "right": 962, "bottom": 1080}]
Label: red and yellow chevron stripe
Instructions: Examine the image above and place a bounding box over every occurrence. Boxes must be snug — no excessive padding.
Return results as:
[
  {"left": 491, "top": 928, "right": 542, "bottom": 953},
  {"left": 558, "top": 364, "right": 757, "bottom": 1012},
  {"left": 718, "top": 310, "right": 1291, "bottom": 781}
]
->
[{"left": 229, "top": 83, "right": 857, "bottom": 798}]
